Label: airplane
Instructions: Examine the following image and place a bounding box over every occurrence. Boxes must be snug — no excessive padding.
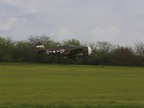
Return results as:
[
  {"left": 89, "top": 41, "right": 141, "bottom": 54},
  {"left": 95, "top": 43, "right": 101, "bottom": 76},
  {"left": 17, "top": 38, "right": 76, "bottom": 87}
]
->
[{"left": 36, "top": 42, "right": 92, "bottom": 58}]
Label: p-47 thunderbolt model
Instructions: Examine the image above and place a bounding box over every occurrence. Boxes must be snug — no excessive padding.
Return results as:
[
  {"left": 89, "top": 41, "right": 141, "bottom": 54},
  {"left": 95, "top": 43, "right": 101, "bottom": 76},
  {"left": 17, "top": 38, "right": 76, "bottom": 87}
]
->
[{"left": 36, "top": 42, "right": 92, "bottom": 57}]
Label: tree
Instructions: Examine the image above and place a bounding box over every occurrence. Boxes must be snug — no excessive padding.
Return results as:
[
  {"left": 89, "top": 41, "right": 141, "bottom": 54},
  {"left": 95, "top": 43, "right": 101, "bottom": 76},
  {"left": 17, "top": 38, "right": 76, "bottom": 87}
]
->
[
  {"left": 134, "top": 42, "right": 144, "bottom": 57},
  {"left": 96, "top": 41, "right": 114, "bottom": 53},
  {"left": 0, "top": 37, "right": 14, "bottom": 62},
  {"left": 63, "top": 39, "right": 80, "bottom": 46},
  {"left": 13, "top": 41, "right": 37, "bottom": 62},
  {"left": 110, "top": 46, "right": 136, "bottom": 66},
  {"left": 29, "top": 35, "right": 60, "bottom": 48},
  {"left": 134, "top": 42, "right": 144, "bottom": 65},
  {"left": 95, "top": 41, "right": 115, "bottom": 65}
]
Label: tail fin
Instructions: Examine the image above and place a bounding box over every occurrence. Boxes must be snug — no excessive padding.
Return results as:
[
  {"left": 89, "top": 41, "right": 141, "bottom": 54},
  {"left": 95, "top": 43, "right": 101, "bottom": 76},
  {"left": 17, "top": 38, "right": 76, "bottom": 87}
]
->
[{"left": 36, "top": 42, "right": 47, "bottom": 53}]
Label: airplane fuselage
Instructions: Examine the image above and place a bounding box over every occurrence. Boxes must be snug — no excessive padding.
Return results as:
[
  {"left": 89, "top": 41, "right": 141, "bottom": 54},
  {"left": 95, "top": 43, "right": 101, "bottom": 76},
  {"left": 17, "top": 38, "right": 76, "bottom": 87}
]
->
[{"left": 36, "top": 43, "right": 92, "bottom": 57}]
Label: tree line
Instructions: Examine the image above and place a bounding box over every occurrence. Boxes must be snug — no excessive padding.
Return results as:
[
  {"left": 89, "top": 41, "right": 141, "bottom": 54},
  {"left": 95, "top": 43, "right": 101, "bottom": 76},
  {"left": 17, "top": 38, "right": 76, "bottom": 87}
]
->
[{"left": 0, "top": 35, "right": 144, "bottom": 66}]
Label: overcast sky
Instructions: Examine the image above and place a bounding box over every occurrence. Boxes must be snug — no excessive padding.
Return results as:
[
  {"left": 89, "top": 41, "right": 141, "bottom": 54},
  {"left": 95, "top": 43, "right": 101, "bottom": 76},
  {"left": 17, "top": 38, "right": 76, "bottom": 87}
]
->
[{"left": 0, "top": 0, "right": 144, "bottom": 46}]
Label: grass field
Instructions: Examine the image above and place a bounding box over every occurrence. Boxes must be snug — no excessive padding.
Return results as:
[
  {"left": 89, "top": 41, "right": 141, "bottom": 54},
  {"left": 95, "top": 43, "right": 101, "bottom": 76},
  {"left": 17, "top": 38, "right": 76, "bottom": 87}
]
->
[{"left": 0, "top": 63, "right": 144, "bottom": 108}]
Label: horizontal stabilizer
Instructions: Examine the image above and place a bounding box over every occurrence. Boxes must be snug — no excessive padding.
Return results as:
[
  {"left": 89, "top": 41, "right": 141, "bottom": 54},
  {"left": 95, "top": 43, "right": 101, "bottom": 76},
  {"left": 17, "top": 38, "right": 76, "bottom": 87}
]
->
[{"left": 36, "top": 42, "right": 47, "bottom": 52}]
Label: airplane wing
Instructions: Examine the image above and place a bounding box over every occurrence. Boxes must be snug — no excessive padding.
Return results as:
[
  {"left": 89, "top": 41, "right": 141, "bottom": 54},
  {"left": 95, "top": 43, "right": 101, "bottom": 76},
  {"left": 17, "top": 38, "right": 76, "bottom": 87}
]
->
[{"left": 70, "top": 48, "right": 83, "bottom": 55}]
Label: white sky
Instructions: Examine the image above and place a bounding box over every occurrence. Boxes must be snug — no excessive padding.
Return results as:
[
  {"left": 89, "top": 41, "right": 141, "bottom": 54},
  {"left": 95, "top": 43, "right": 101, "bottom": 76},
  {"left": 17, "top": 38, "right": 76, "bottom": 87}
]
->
[{"left": 0, "top": 0, "right": 144, "bottom": 46}]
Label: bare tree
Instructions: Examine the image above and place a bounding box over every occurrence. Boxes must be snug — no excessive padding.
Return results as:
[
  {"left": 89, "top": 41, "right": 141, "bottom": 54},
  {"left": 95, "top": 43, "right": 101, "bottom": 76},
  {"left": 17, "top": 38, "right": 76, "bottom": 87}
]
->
[
  {"left": 96, "top": 41, "right": 115, "bottom": 53},
  {"left": 63, "top": 39, "right": 80, "bottom": 46},
  {"left": 134, "top": 42, "right": 144, "bottom": 57}
]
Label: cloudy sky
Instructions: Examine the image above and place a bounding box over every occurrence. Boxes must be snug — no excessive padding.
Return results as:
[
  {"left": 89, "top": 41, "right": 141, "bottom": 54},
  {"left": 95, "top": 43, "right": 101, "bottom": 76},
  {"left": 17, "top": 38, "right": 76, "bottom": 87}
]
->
[{"left": 0, "top": 0, "right": 144, "bottom": 46}]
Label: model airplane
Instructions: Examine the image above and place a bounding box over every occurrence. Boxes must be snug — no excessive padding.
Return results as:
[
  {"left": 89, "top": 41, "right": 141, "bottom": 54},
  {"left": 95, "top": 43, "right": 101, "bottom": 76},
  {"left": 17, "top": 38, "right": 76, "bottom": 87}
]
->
[{"left": 36, "top": 42, "right": 92, "bottom": 57}]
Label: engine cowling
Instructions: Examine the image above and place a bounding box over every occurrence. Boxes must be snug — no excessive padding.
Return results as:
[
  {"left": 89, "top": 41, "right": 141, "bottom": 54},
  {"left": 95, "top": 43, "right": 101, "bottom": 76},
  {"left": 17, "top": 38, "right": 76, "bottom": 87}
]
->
[{"left": 88, "top": 47, "right": 92, "bottom": 55}]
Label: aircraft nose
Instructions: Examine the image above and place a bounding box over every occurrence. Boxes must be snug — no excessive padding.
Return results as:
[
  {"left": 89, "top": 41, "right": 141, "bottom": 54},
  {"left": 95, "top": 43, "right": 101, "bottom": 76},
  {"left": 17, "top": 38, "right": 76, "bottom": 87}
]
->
[{"left": 88, "top": 47, "right": 92, "bottom": 55}]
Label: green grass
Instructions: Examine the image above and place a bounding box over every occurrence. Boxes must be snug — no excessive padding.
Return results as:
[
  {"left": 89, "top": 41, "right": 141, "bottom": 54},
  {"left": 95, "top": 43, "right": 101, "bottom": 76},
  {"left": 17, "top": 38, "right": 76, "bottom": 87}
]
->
[{"left": 0, "top": 63, "right": 144, "bottom": 108}]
